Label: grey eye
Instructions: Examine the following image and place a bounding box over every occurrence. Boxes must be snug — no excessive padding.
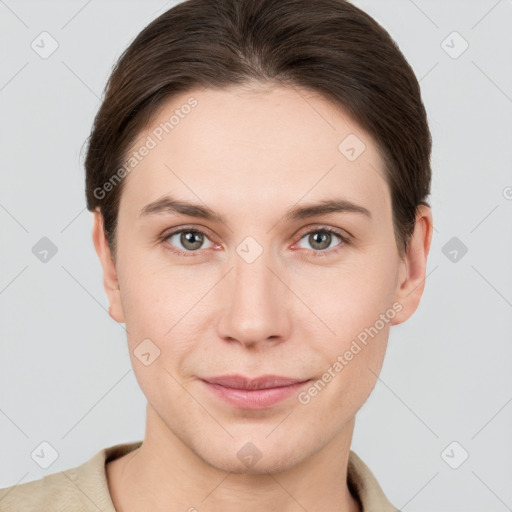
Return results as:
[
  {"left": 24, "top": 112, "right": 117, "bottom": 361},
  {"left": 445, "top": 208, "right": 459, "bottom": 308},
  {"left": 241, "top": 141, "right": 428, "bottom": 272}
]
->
[
  {"left": 297, "top": 230, "right": 342, "bottom": 251},
  {"left": 167, "top": 230, "right": 214, "bottom": 252}
]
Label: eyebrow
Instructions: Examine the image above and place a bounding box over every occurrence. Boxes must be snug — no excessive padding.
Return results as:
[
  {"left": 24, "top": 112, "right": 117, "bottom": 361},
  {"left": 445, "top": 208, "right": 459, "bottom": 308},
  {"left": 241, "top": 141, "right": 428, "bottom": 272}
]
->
[{"left": 138, "top": 195, "right": 371, "bottom": 223}]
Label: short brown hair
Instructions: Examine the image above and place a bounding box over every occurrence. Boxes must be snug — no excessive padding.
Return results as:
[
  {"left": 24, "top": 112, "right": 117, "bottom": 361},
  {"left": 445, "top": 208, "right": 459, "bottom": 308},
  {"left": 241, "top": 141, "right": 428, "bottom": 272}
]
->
[{"left": 85, "top": 0, "right": 432, "bottom": 261}]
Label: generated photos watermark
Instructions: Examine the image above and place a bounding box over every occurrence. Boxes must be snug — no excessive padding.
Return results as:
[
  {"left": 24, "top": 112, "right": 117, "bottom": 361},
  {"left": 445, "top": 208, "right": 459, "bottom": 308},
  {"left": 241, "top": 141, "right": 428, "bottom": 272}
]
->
[{"left": 298, "top": 301, "right": 403, "bottom": 405}]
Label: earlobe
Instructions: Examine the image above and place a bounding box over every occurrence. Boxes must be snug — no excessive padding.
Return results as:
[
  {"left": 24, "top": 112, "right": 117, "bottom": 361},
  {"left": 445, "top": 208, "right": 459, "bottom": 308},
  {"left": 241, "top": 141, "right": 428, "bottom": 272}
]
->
[
  {"left": 391, "top": 205, "right": 433, "bottom": 326},
  {"left": 92, "top": 209, "right": 125, "bottom": 324}
]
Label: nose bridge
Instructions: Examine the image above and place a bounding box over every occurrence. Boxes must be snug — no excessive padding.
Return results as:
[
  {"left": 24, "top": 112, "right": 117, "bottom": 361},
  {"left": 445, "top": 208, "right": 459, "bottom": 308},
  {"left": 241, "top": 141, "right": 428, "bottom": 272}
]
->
[
  {"left": 234, "top": 247, "right": 275, "bottom": 309},
  {"left": 218, "top": 238, "right": 289, "bottom": 346}
]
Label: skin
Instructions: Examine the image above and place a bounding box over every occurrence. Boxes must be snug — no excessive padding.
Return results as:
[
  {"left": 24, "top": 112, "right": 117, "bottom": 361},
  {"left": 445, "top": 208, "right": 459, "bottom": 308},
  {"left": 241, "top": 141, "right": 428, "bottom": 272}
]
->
[{"left": 92, "top": 83, "right": 433, "bottom": 512}]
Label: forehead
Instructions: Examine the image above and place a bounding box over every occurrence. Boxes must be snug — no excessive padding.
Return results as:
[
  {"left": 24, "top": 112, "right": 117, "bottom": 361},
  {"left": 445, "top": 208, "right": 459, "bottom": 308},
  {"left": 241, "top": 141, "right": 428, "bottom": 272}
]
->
[{"left": 119, "top": 85, "right": 390, "bottom": 222}]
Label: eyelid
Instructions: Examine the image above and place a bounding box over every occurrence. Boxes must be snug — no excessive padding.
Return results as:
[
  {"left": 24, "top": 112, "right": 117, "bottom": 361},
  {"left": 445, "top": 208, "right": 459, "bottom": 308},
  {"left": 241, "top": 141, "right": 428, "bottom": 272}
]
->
[
  {"left": 295, "top": 223, "right": 352, "bottom": 243},
  {"left": 161, "top": 224, "right": 217, "bottom": 241}
]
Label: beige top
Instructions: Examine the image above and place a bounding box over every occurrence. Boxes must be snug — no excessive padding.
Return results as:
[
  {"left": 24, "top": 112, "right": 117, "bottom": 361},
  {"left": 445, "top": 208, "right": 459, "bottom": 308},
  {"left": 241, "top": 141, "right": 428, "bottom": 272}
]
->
[{"left": 0, "top": 441, "right": 398, "bottom": 511}]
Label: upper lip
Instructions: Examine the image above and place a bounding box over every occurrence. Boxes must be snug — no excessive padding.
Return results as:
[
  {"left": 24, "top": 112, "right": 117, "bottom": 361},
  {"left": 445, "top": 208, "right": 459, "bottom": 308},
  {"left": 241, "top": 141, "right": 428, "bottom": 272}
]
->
[{"left": 201, "top": 374, "right": 310, "bottom": 390}]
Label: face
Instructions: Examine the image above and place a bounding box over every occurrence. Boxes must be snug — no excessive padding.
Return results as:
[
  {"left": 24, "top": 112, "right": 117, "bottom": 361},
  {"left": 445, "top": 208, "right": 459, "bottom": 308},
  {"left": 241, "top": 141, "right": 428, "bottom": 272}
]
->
[{"left": 93, "top": 84, "right": 431, "bottom": 474}]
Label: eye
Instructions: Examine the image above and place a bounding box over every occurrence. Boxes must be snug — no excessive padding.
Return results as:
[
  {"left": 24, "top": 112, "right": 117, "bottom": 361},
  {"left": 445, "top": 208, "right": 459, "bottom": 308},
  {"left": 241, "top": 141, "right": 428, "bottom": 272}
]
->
[
  {"left": 295, "top": 227, "right": 349, "bottom": 256},
  {"left": 163, "top": 228, "right": 216, "bottom": 256},
  {"left": 161, "top": 225, "right": 350, "bottom": 258}
]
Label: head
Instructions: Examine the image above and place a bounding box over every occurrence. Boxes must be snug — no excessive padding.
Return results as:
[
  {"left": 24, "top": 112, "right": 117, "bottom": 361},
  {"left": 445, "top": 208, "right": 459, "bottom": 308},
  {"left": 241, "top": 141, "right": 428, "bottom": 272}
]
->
[{"left": 87, "top": 0, "right": 433, "bottom": 473}]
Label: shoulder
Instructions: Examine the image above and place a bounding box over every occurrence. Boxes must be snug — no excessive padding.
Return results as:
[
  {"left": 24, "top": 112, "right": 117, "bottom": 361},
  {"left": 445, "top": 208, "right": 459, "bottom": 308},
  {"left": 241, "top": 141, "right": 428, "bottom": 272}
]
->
[
  {"left": 0, "top": 441, "right": 142, "bottom": 512},
  {"left": 0, "top": 466, "right": 89, "bottom": 511}
]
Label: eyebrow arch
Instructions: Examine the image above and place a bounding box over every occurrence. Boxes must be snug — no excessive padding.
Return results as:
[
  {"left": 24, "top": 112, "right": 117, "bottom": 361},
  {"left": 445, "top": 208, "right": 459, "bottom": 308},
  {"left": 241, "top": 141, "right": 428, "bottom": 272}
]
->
[
  {"left": 138, "top": 195, "right": 371, "bottom": 223},
  {"left": 139, "top": 196, "right": 226, "bottom": 223},
  {"left": 283, "top": 198, "right": 371, "bottom": 221}
]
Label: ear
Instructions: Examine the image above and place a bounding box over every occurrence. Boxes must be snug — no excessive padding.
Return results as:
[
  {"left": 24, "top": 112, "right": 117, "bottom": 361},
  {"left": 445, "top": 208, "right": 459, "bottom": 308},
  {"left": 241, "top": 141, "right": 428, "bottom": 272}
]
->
[
  {"left": 391, "top": 204, "right": 433, "bottom": 326},
  {"left": 92, "top": 209, "right": 125, "bottom": 324}
]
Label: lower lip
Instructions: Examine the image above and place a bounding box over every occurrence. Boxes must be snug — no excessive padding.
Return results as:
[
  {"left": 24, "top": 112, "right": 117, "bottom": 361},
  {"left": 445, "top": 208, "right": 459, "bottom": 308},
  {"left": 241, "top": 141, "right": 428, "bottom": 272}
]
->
[{"left": 201, "top": 380, "right": 311, "bottom": 410}]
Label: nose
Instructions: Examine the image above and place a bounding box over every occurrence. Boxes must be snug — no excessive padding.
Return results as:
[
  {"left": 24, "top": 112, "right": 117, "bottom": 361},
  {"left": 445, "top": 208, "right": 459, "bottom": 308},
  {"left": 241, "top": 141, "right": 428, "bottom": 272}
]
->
[{"left": 216, "top": 246, "right": 292, "bottom": 349}]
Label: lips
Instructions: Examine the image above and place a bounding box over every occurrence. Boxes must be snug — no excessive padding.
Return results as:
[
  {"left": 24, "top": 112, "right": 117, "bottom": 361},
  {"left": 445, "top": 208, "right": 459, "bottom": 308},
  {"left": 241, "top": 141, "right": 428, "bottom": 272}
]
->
[
  {"left": 201, "top": 374, "right": 310, "bottom": 390},
  {"left": 199, "top": 374, "right": 312, "bottom": 410}
]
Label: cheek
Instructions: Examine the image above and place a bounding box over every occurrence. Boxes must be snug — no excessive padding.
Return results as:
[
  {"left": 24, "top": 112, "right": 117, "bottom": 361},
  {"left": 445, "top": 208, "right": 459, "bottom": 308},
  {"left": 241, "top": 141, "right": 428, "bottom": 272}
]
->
[
  {"left": 296, "top": 324, "right": 388, "bottom": 430},
  {"left": 305, "top": 249, "right": 398, "bottom": 340},
  {"left": 116, "top": 256, "right": 209, "bottom": 375},
  {"left": 117, "top": 251, "right": 197, "bottom": 335},
  {"left": 300, "top": 246, "right": 397, "bottom": 402},
  {"left": 301, "top": 310, "right": 390, "bottom": 423}
]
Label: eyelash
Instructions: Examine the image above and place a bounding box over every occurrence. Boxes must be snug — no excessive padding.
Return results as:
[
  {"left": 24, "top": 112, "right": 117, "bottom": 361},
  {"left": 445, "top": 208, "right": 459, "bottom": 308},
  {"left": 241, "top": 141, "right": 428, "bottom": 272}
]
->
[{"left": 160, "top": 225, "right": 351, "bottom": 258}]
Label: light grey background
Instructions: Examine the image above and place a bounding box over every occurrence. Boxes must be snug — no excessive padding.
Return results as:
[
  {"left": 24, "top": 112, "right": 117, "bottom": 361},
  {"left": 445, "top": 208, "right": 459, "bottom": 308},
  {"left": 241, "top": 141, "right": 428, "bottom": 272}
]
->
[{"left": 1, "top": 1, "right": 511, "bottom": 511}]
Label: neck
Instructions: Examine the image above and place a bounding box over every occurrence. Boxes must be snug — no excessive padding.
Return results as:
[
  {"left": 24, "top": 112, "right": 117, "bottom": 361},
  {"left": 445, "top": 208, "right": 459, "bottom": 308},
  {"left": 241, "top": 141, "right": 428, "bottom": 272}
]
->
[{"left": 107, "top": 406, "right": 361, "bottom": 512}]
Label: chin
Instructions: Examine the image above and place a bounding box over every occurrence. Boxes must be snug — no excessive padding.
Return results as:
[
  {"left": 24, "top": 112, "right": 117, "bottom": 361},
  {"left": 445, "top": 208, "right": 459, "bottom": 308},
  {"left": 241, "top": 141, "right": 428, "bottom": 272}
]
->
[{"left": 195, "top": 434, "right": 310, "bottom": 475}]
